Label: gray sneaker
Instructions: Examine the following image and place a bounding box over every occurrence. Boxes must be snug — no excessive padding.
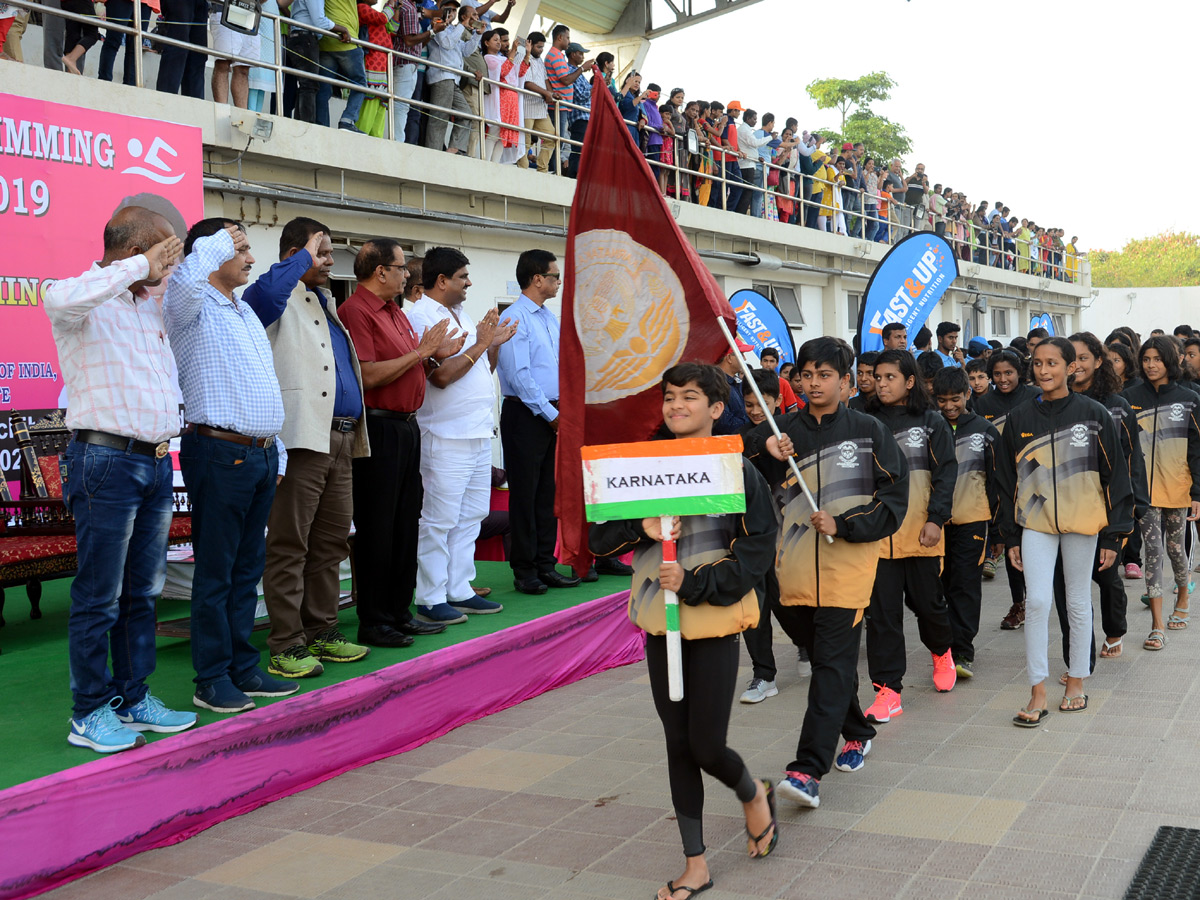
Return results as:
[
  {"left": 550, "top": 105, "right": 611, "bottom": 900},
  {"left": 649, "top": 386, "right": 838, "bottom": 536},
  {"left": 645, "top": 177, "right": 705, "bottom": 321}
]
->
[
  {"left": 739, "top": 678, "right": 779, "bottom": 704},
  {"left": 797, "top": 648, "right": 812, "bottom": 679}
]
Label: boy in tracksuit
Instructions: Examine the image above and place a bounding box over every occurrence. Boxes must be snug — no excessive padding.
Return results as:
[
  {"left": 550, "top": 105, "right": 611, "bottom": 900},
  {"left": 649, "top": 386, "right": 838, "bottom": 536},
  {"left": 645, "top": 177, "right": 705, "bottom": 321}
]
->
[
  {"left": 932, "top": 367, "right": 1000, "bottom": 679},
  {"left": 745, "top": 337, "right": 908, "bottom": 809}
]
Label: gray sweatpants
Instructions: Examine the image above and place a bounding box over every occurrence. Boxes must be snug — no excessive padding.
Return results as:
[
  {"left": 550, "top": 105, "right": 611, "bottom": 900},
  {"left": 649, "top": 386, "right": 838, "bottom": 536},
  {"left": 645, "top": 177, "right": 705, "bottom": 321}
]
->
[{"left": 1022, "top": 530, "right": 1097, "bottom": 685}]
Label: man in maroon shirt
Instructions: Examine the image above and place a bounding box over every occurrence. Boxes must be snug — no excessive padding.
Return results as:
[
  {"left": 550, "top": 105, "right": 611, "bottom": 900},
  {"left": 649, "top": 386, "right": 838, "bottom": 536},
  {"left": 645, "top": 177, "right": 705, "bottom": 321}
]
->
[{"left": 339, "top": 239, "right": 464, "bottom": 647}]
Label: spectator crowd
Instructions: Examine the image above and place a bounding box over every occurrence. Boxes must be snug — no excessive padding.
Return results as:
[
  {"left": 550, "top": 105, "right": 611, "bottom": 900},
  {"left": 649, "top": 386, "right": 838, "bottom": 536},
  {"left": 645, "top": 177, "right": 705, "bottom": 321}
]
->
[{"left": 3, "top": 0, "right": 1081, "bottom": 280}]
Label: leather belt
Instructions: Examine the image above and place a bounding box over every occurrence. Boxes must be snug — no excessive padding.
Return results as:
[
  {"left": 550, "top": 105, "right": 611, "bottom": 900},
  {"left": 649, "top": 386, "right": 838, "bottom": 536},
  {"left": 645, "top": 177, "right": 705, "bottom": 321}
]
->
[
  {"left": 74, "top": 429, "right": 171, "bottom": 459},
  {"left": 331, "top": 417, "right": 358, "bottom": 433},
  {"left": 366, "top": 408, "right": 417, "bottom": 422},
  {"left": 185, "top": 424, "right": 275, "bottom": 448}
]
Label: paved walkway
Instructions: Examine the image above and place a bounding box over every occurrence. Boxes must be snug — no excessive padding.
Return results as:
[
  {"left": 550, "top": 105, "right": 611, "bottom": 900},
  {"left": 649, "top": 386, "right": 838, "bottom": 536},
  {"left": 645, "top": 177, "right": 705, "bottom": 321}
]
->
[{"left": 41, "top": 573, "right": 1200, "bottom": 900}]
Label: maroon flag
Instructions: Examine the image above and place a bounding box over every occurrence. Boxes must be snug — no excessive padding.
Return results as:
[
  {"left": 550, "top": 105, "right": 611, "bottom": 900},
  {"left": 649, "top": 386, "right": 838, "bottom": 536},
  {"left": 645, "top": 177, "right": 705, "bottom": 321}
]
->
[{"left": 556, "top": 77, "right": 736, "bottom": 573}]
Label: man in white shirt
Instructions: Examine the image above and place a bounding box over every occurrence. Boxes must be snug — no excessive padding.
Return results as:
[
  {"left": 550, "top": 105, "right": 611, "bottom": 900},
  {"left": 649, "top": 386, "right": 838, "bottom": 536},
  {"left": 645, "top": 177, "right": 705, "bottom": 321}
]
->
[
  {"left": 736, "top": 109, "right": 774, "bottom": 217},
  {"left": 405, "top": 247, "right": 516, "bottom": 623},
  {"left": 423, "top": 2, "right": 482, "bottom": 154},
  {"left": 43, "top": 206, "right": 198, "bottom": 753},
  {"left": 519, "top": 31, "right": 556, "bottom": 173}
]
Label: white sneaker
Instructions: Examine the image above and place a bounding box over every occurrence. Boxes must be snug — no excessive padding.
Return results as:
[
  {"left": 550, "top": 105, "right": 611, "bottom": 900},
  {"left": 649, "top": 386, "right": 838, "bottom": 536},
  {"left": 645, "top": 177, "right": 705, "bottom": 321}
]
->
[
  {"left": 739, "top": 678, "right": 779, "bottom": 704},
  {"left": 797, "top": 650, "right": 812, "bottom": 679}
]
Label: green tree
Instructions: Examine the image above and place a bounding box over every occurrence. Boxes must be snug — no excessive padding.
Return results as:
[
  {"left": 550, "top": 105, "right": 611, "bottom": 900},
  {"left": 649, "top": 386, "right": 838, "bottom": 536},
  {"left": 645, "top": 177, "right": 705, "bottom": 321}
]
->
[
  {"left": 1090, "top": 231, "right": 1200, "bottom": 287},
  {"left": 805, "top": 71, "right": 897, "bottom": 133}
]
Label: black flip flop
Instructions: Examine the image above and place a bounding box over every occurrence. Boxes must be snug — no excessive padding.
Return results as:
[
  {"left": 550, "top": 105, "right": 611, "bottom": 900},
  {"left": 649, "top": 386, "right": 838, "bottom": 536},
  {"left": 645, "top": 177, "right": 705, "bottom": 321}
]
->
[
  {"left": 746, "top": 778, "right": 779, "bottom": 859},
  {"left": 1013, "top": 708, "right": 1049, "bottom": 728},
  {"left": 1060, "top": 694, "right": 1089, "bottom": 713},
  {"left": 660, "top": 879, "right": 714, "bottom": 898}
]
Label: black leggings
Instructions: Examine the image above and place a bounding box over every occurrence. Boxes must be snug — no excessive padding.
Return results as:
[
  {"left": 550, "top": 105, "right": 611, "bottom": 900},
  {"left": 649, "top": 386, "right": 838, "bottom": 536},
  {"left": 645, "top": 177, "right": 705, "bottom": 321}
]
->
[
  {"left": 63, "top": 0, "right": 100, "bottom": 53},
  {"left": 646, "top": 633, "right": 757, "bottom": 857}
]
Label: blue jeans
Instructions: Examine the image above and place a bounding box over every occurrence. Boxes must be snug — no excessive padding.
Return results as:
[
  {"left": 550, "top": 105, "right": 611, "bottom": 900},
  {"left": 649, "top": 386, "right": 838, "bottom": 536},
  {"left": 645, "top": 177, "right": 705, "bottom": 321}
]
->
[
  {"left": 707, "top": 159, "right": 743, "bottom": 211},
  {"left": 316, "top": 46, "right": 368, "bottom": 128},
  {"left": 64, "top": 441, "right": 174, "bottom": 719},
  {"left": 98, "top": 0, "right": 151, "bottom": 85},
  {"left": 844, "top": 191, "right": 862, "bottom": 237},
  {"left": 863, "top": 205, "right": 878, "bottom": 242},
  {"left": 179, "top": 432, "right": 278, "bottom": 687},
  {"left": 750, "top": 162, "right": 765, "bottom": 218}
]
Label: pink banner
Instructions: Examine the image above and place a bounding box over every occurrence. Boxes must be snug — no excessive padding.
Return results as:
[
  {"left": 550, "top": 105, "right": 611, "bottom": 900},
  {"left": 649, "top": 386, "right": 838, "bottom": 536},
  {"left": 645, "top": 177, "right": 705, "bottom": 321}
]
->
[
  {"left": 0, "top": 591, "right": 645, "bottom": 900},
  {"left": 0, "top": 93, "right": 203, "bottom": 488}
]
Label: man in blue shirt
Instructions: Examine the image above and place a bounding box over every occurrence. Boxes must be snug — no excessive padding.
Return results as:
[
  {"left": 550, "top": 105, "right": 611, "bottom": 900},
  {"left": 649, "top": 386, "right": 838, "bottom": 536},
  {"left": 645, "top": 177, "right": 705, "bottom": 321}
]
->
[
  {"left": 714, "top": 338, "right": 754, "bottom": 434},
  {"left": 243, "top": 217, "right": 372, "bottom": 681},
  {"left": 935, "top": 321, "right": 964, "bottom": 368},
  {"left": 165, "top": 219, "right": 299, "bottom": 714},
  {"left": 496, "top": 249, "right": 583, "bottom": 594}
]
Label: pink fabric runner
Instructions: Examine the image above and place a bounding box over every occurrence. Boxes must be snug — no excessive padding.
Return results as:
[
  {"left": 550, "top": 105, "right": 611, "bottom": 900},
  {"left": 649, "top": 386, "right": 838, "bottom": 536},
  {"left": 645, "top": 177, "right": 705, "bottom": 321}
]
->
[{"left": 0, "top": 591, "right": 644, "bottom": 900}]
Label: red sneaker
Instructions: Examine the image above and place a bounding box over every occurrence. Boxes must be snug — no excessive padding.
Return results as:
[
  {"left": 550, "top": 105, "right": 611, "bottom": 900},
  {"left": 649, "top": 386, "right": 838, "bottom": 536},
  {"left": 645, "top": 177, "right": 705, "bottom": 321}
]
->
[
  {"left": 932, "top": 650, "right": 957, "bottom": 692},
  {"left": 865, "top": 684, "right": 902, "bottom": 723}
]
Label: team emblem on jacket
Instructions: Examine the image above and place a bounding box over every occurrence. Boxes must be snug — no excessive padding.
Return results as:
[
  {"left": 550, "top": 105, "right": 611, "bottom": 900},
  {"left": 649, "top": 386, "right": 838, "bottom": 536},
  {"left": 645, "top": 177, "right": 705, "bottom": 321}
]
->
[
  {"left": 968, "top": 433, "right": 985, "bottom": 453},
  {"left": 1070, "top": 424, "right": 1089, "bottom": 448},
  {"left": 837, "top": 441, "right": 860, "bottom": 468},
  {"left": 905, "top": 427, "right": 925, "bottom": 448},
  {"left": 1169, "top": 403, "right": 1185, "bottom": 423}
]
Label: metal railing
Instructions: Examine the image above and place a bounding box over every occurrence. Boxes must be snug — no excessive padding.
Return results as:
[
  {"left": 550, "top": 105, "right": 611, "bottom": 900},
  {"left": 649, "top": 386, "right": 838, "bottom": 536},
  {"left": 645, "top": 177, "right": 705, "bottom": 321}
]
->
[{"left": 7, "top": 0, "right": 1082, "bottom": 281}]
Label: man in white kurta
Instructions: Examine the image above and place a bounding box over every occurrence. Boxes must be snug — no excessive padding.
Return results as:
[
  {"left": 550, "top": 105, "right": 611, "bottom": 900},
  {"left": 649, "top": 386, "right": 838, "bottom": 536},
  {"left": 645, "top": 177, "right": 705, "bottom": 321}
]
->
[{"left": 405, "top": 246, "right": 516, "bottom": 624}]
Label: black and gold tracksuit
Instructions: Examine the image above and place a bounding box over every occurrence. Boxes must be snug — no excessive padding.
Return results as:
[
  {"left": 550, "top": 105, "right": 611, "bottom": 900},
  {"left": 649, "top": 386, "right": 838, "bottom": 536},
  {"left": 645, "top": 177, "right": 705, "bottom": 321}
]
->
[
  {"left": 866, "top": 406, "right": 957, "bottom": 692},
  {"left": 745, "top": 404, "right": 908, "bottom": 779},
  {"left": 1122, "top": 380, "right": 1200, "bottom": 510},
  {"left": 995, "top": 392, "right": 1135, "bottom": 552},
  {"left": 941, "top": 411, "right": 999, "bottom": 664},
  {"left": 590, "top": 454, "right": 777, "bottom": 859},
  {"left": 1053, "top": 389, "right": 1149, "bottom": 672}
]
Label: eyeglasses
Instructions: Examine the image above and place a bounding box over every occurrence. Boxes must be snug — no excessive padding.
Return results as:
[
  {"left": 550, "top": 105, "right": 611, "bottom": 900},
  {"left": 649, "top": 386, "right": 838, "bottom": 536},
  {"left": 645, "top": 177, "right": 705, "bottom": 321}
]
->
[
  {"left": 379, "top": 264, "right": 406, "bottom": 271},
  {"left": 540, "top": 272, "right": 561, "bottom": 280}
]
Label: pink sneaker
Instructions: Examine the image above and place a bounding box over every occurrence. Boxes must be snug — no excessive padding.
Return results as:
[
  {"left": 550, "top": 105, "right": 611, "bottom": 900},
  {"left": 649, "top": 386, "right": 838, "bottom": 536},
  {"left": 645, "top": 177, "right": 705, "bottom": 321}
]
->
[
  {"left": 1124, "top": 563, "right": 1142, "bottom": 580},
  {"left": 932, "top": 650, "right": 957, "bottom": 692},
  {"left": 865, "top": 685, "right": 903, "bottom": 723}
]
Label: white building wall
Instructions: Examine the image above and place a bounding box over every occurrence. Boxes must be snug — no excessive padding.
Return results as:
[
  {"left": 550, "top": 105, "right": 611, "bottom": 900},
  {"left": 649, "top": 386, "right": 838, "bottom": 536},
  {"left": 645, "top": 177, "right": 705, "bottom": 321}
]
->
[{"left": 1082, "top": 287, "right": 1200, "bottom": 341}]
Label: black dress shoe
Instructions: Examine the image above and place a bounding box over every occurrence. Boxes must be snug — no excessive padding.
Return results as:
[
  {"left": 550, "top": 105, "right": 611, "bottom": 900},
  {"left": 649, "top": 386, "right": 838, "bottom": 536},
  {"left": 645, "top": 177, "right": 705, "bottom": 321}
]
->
[
  {"left": 395, "top": 618, "right": 447, "bottom": 636},
  {"left": 594, "top": 558, "right": 633, "bottom": 576},
  {"left": 581, "top": 566, "right": 599, "bottom": 583},
  {"left": 514, "top": 576, "right": 549, "bottom": 595},
  {"left": 539, "top": 570, "right": 582, "bottom": 588},
  {"left": 357, "top": 625, "right": 415, "bottom": 648}
]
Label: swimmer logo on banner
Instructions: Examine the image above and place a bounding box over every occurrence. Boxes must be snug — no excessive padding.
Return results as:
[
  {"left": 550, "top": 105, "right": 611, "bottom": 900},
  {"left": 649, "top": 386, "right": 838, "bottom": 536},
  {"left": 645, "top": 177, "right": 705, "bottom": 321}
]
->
[
  {"left": 0, "top": 93, "right": 204, "bottom": 489},
  {"left": 731, "top": 289, "right": 795, "bottom": 365},
  {"left": 856, "top": 231, "right": 960, "bottom": 354}
]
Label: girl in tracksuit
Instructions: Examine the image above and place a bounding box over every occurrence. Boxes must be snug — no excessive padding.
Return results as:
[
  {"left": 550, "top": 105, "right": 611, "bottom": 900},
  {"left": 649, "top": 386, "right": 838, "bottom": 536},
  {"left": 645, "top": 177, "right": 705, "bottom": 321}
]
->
[
  {"left": 973, "top": 349, "right": 1041, "bottom": 631},
  {"left": 590, "top": 363, "right": 780, "bottom": 900},
  {"left": 997, "top": 338, "right": 1134, "bottom": 725},
  {"left": 1123, "top": 336, "right": 1200, "bottom": 651},
  {"left": 863, "top": 349, "right": 959, "bottom": 723}
]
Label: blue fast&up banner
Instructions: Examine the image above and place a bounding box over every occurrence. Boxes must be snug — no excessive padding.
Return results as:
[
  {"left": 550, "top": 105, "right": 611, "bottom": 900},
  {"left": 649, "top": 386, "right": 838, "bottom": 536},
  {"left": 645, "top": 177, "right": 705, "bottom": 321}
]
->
[
  {"left": 1030, "top": 313, "right": 1054, "bottom": 335},
  {"left": 856, "top": 231, "right": 960, "bottom": 353},
  {"left": 730, "top": 289, "right": 795, "bottom": 364}
]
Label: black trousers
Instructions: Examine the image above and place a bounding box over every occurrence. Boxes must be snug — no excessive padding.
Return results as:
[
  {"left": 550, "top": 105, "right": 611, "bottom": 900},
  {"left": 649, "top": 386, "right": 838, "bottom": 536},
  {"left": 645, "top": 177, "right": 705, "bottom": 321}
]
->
[
  {"left": 351, "top": 416, "right": 422, "bottom": 629},
  {"left": 743, "top": 569, "right": 793, "bottom": 681},
  {"left": 63, "top": 0, "right": 100, "bottom": 53},
  {"left": 1123, "top": 524, "right": 1142, "bottom": 567},
  {"left": 1003, "top": 545, "right": 1026, "bottom": 607},
  {"left": 566, "top": 119, "right": 588, "bottom": 178},
  {"left": 646, "top": 633, "right": 756, "bottom": 857},
  {"left": 500, "top": 398, "right": 557, "bottom": 581},
  {"left": 1054, "top": 544, "right": 1128, "bottom": 673},
  {"left": 285, "top": 28, "right": 321, "bottom": 124},
  {"left": 154, "top": 0, "right": 207, "bottom": 98},
  {"left": 942, "top": 521, "right": 987, "bottom": 662},
  {"left": 867, "top": 556, "right": 953, "bottom": 692},
  {"left": 774, "top": 605, "right": 875, "bottom": 778}
]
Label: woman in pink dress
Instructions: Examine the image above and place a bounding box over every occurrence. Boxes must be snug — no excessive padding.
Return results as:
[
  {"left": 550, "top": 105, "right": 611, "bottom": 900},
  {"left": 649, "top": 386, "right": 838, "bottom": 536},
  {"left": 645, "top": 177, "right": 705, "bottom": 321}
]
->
[{"left": 482, "top": 30, "right": 527, "bottom": 163}]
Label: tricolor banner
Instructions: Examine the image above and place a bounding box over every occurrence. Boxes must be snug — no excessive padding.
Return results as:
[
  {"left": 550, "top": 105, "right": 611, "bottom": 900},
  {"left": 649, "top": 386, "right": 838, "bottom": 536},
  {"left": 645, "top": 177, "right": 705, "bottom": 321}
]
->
[
  {"left": 581, "top": 436, "right": 747, "bottom": 521},
  {"left": 857, "top": 231, "right": 960, "bottom": 354}
]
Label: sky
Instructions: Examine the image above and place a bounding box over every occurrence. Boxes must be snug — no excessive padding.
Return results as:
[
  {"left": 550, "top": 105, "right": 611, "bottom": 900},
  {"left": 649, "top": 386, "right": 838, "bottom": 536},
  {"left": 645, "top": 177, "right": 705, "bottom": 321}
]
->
[{"left": 640, "top": 0, "right": 1199, "bottom": 253}]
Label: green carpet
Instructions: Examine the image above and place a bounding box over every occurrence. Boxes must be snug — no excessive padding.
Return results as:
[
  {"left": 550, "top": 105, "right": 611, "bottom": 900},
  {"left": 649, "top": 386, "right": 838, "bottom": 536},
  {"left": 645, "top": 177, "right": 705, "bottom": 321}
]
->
[{"left": 0, "top": 562, "right": 626, "bottom": 791}]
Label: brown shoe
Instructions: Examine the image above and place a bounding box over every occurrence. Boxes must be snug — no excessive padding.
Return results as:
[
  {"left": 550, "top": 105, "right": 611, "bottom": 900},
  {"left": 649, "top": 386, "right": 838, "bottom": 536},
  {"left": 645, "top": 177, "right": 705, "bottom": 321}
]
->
[
  {"left": 1000, "top": 602, "right": 1025, "bottom": 630},
  {"left": 472, "top": 587, "right": 492, "bottom": 598}
]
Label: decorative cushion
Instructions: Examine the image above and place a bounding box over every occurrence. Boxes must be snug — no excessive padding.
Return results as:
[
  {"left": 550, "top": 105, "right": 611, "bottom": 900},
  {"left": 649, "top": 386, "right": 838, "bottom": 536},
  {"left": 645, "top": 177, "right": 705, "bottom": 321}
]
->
[
  {"left": 36, "top": 455, "right": 63, "bottom": 500},
  {"left": 0, "top": 534, "right": 78, "bottom": 569}
]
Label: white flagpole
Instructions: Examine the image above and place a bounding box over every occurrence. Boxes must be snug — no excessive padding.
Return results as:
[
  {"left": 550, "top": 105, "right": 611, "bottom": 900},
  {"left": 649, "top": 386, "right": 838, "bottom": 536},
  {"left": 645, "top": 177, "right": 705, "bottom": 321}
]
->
[
  {"left": 716, "top": 317, "right": 833, "bottom": 544},
  {"left": 660, "top": 515, "right": 684, "bottom": 701}
]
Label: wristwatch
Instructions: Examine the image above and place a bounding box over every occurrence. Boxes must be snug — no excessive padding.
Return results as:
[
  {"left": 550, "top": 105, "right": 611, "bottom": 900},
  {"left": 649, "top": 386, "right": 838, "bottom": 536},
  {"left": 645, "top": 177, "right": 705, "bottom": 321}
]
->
[{"left": 424, "top": 355, "right": 442, "bottom": 370}]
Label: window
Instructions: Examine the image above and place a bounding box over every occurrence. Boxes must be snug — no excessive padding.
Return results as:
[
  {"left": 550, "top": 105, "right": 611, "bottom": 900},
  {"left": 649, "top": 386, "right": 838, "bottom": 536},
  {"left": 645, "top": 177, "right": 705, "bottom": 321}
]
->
[
  {"left": 847, "top": 292, "right": 862, "bottom": 332},
  {"left": 1051, "top": 314, "right": 1066, "bottom": 336},
  {"left": 991, "top": 307, "right": 1009, "bottom": 336},
  {"left": 751, "top": 283, "right": 806, "bottom": 329}
]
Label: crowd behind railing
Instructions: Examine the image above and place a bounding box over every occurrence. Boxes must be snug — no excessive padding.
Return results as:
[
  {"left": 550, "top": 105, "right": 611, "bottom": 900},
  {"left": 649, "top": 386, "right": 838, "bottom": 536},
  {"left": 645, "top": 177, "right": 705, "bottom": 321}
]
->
[{"left": 1, "top": 0, "right": 1082, "bottom": 281}]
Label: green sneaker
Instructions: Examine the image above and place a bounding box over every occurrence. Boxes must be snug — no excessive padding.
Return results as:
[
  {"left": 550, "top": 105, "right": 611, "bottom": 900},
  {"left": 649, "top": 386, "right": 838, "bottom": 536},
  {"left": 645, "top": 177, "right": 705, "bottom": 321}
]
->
[
  {"left": 268, "top": 644, "right": 325, "bottom": 679},
  {"left": 308, "top": 627, "right": 371, "bottom": 663}
]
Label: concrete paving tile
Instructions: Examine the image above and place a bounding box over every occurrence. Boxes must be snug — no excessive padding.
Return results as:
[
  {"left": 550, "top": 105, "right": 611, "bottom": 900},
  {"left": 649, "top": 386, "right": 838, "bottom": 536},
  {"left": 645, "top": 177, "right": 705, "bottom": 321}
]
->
[
  {"left": 527, "top": 757, "right": 651, "bottom": 799},
  {"left": 141, "top": 881, "right": 229, "bottom": 900},
  {"left": 338, "top": 808, "right": 458, "bottom": 844},
  {"left": 1082, "top": 854, "right": 1140, "bottom": 897},
  {"left": 557, "top": 870, "right": 663, "bottom": 898},
  {"left": 475, "top": 792, "right": 589, "bottom": 827},
  {"left": 817, "top": 831, "right": 941, "bottom": 874},
  {"left": 776, "top": 862, "right": 909, "bottom": 899},
  {"left": 897, "top": 875, "right": 968, "bottom": 900},
  {"left": 973, "top": 845, "right": 1096, "bottom": 895},
  {"left": 466, "top": 858, "right": 576, "bottom": 889},
  {"left": 502, "top": 828, "right": 624, "bottom": 870},
  {"left": 917, "top": 841, "right": 990, "bottom": 881},
  {"left": 554, "top": 801, "right": 669, "bottom": 837},
  {"left": 420, "top": 876, "right": 551, "bottom": 900},
  {"left": 397, "top": 783, "right": 511, "bottom": 816},
  {"left": 899, "top": 764, "right": 1001, "bottom": 797},
  {"left": 313, "top": 865, "right": 456, "bottom": 900},
  {"left": 40, "top": 868, "right": 183, "bottom": 900},
  {"left": 302, "top": 770, "right": 399, "bottom": 804},
  {"left": 379, "top": 846, "right": 494, "bottom": 875},
  {"left": 359, "top": 779, "right": 440, "bottom": 810},
  {"left": 416, "top": 818, "right": 541, "bottom": 856},
  {"left": 122, "top": 838, "right": 243, "bottom": 878},
  {"left": 417, "top": 748, "right": 577, "bottom": 791}
]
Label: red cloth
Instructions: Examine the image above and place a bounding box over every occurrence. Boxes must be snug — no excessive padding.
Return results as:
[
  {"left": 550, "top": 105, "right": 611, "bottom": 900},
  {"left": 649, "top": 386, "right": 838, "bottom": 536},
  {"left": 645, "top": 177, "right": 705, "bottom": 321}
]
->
[
  {"left": 357, "top": 4, "right": 390, "bottom": 73},
  {"left": 555, "top": 80, "right": 737, "bottom": 572},
  {"left": 0, "top": 534, "right": 78, "bottom": 567},
  {"left": 37, "top": 456, "right": 63, "bottom": 499},
  {"left": 778, "top": 377, "right": 803, "bottom": 412},
  {"left": 338, "top": 285, "right": 426, "bottom": 413}
]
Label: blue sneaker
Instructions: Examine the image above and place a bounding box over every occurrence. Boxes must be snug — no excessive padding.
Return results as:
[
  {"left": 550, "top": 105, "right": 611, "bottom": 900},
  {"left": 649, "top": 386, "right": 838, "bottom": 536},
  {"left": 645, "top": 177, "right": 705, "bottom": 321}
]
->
[
  {"left": 416, "top": 603, "right": 469, "bottom": 625},
  {"left": 68, "top": 698, "right": 146, "bottom": 753},
  {"left": 235, "top": 668, "right": 300, "bottom": 698},
  {"left": 117, "top": 693, "right": 198, "bottom": 733},
  {"left": 778, "top": 771, "right": 820, "bottom": 808},
  {"left": 194, "top": 680, "right": 256, "bottom": 713},
  {"left": 449, "top": 595, "right": 504, "bottom": 615},
  {"left": 834, "top": 739, "right": 872, "bottom": 773}
]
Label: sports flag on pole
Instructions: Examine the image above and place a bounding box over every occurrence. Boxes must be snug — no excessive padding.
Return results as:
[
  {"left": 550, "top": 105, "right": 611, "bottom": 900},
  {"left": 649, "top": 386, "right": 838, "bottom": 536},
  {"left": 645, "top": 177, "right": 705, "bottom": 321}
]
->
[
  {"left": 555, "top": 68, "right": 737, "bottom": 573},
  {"left": 856, "top": 231, "right": 959, "bottom": 354},
  {"left": 581, "top": 436, "right": 747, "bottom": 522}
]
